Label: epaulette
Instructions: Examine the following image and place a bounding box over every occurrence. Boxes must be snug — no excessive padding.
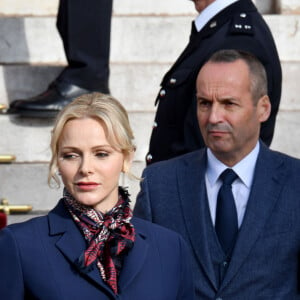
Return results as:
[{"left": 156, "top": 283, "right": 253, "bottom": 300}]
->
[{"left": 229, "top": 12, "right": 254, "bottom": 35}]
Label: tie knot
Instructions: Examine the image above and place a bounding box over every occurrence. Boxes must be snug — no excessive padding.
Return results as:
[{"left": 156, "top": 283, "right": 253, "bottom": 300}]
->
[{"left": 220, "top": 169, "right": 238, "bottom": 185}]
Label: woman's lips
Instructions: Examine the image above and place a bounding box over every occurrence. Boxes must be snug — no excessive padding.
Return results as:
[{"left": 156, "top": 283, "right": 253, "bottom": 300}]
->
[{"left": 76, "top": 182, "right": 100, "bottom": 191}]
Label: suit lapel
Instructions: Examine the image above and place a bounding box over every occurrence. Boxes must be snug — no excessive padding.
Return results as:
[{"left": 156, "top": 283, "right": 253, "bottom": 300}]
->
[
  {"left": 177, "top": 150, "right": 218, "bottom": 290},
  {"left": 220, "top": 144, "right": 286, "bottom": 290}
]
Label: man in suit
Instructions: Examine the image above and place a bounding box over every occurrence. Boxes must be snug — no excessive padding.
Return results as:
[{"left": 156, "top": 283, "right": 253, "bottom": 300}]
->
[
  {"left": 146, "top": 0, "right": 282, "bottom": 165},
  {"left": 9, "top": 0, "right": 112, "bottom": 117},
  {"left": 134, "top": 49, "right": 300, "bottom": 299}
]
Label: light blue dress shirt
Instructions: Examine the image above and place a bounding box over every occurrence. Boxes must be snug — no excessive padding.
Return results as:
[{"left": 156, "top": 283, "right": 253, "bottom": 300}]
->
[{"left": 205, "top": 142, "right": 260, "bottom": 227}]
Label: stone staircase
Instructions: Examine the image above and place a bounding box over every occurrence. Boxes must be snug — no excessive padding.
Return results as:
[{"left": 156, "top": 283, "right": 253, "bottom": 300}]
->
[{"left": 0, "top": 0, "right": 299, "bottom": 224}]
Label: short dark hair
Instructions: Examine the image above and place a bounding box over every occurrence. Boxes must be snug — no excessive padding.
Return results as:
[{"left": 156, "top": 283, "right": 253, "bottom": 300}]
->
[{"left": 207, "top": 49, "right": 268, "bottom": 103}]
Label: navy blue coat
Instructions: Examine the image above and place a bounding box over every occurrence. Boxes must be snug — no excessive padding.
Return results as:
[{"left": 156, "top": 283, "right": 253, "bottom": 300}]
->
[
  {"left": 147, "top": 0, "right": 282, "bottom": 164},
  {"left": 135, "top": 143, "right": 300, "bottom": 299},
  {"left": 0, "top": 200, "right": 194, "bottom": 300}
]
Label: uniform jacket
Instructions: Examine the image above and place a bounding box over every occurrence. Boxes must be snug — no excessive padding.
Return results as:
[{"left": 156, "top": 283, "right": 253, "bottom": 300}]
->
[
  {"left": 147, "top": 0, "right": 282, "bottom": 164},
  {"left": 135, "top": 143, "right": 300, "bottom": 299},
  {"left": 0, "top": 200, "right": 194, "bottom": 300}
]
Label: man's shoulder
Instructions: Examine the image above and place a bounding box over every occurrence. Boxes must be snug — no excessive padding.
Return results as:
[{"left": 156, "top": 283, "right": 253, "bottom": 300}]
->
[
  {"left": 259, "top": 144, "right": 300, "bottom": 172},
  {"left": 270, "top": 149, "right": 300, "bottom": 167},
  {"left": 145, "top": 149, "right": 205, "bottom": 173}
]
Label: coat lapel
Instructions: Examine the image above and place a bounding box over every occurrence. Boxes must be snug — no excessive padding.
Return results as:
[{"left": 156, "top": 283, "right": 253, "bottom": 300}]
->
[
  {"left": 177, "top": 150, "right": 218, "bottom": 290},
  {"left": 220, "top": 144, "right": 286, "bottom": 290},
  {"left": 48, "top": 201, "right": 115, "bottom": 297},
  {"left": 48, "top": 202, "right": 149, "bottom": 296},
  {"left": 118, "top": 221, "right": 149, "bottom": 292}
]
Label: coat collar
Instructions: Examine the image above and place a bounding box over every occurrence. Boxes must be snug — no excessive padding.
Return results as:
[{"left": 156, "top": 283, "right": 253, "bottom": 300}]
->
[
  {"left": 48, "top": 201, "right": 149, "bottom": 296},
  {"left": 190, "top": 0, "right": 257, "bottom": 43},
  {"left": 162, "top": 0, "right": 258, "bottom": 84}
]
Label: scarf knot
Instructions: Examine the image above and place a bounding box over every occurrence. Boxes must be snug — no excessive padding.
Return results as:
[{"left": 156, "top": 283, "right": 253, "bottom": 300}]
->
[{"left": 63, "top": 186, "right": 135, "bottom": 294}]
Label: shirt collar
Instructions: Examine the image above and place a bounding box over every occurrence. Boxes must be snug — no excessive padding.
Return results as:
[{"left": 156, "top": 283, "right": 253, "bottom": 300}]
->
[
  {"left": 206, "top": 142, "right": 260, "bottom": 188},
  {"left": 194, "top": 0, "right": 239, "bottom": 32}
]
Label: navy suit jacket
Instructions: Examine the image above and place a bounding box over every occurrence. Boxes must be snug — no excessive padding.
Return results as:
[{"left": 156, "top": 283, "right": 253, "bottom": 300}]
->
[
  {"left": 135, "top": 143, "right": 300, "bottom": 299},
  {"left": 0, "top": 200, "right": 194, "bottom": 300}
]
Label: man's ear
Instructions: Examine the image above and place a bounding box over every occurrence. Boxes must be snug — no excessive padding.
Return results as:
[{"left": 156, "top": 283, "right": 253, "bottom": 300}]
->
[{"left": 257, "top": 95, "right": 271, "bottom": 122}]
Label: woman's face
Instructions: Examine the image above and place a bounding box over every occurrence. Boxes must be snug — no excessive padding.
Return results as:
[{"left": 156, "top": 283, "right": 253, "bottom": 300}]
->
[{"left": 57, "top": 117, "right": 128, "bottom": 212}]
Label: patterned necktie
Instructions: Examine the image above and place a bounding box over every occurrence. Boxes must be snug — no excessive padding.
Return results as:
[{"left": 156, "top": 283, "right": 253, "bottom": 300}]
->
[{"left": 215, "top": 168, "right": 238, "bottom": 255}]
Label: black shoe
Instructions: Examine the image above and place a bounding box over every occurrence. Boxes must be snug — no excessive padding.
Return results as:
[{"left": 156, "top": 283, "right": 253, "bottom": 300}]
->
[{"left": 8, "top": 81, "right": 109, "bottom": 118}]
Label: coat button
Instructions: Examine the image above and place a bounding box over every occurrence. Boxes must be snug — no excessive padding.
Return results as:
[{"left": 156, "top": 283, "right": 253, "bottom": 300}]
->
[
  {"left": 170, "top": 78, "right": 176, "bottom": 84},
  {"left": 152, "top": 121, "right": 158, "bottom": 129},
  {"left": 146, "top": 154, "right": 153, "bottom": 163},
  {"left": 240, "top": 13, "right": 247, "bottom": 18},
  {"left": 160, "top": 89, "right": 166, "bottom": 97}
]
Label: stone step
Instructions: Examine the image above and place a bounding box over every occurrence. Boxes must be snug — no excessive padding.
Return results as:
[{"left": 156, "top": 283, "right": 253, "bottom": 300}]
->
[
  {"left": 1, "top": 106, "right": 300, "bottom": 157},
  {"left": 1, "top": 61, "right": 299, "bottom": 109},
  {"left": 0, "top": 15, "right": 299, "bottom": 65},
  {"left": 1, "top": 0, "right": 298, "bottom": 16},
  {"left": 0, "top": 161, "right": 143, "bottom": 212},
  {"left": 1, "top": 107, "right": 300, "bottom": 221},
  {"left": 280, "top": 0, "right": 300, "bottom": 14},
  {"left": 1, "top": 106, "right": 300, "bottom": 166},
  {"left": 0, "top": 63, "right": 168, "bottom": 108},
  {"left": 1, "top": 59, "right": 300, "bottom": 162},
  {"left": 0, "top": 111, "right": 154, "bottom": 163},
  {"left": 0, "top": 0, "right": 195, "bottom": 17}
]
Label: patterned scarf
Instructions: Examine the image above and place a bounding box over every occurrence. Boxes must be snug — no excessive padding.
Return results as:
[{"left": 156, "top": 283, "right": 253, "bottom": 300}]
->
[{"left": 63, "top": 186, "right": 135, "bottom": 294}]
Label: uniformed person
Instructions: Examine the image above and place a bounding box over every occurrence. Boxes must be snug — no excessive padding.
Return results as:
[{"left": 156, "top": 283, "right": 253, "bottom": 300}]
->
[{"left": 146, "top": 0, "right": 282, "bottom": 165}]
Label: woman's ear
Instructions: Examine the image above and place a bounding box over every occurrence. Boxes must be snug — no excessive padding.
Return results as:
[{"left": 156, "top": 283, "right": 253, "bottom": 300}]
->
[{"left": 122, "top": 151, "right": 134, "bottom": 173}]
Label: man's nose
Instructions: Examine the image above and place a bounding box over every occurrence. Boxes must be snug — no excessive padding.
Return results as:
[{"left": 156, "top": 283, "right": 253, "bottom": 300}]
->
[{"left": 208, "top": 103, "right": 223, "bottom": 123}]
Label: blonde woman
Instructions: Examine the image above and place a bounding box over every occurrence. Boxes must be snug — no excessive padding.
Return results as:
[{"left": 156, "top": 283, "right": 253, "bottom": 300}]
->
[{"left": 0, "top": 93, "right": 194, "bottom": 299}]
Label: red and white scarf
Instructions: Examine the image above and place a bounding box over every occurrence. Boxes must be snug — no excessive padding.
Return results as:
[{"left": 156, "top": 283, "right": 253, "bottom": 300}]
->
[{"left": 63, "top": 187, "right": 135, "bottom": 294}]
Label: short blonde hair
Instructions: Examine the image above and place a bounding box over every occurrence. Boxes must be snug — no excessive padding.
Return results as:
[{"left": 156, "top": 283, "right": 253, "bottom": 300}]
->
[{"left": 48, "top": 93, "right": 136, "bottom": 187}]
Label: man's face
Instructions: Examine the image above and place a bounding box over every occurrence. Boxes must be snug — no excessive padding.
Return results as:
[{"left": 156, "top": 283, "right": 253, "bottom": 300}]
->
[
  {"left": 192, "top": 0, "right": 216, "bottom": 13},
  {"left": 196, "top": 60, "right": 270, "bottom": 166}
]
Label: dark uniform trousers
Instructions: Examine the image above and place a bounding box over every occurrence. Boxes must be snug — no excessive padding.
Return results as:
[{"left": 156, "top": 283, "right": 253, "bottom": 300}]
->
[
  {"left": 56, "top": 0, "right": 113, "bottom": 91},
  {"left": 147, "top": 0, "right": 282, "bottom": 165}
]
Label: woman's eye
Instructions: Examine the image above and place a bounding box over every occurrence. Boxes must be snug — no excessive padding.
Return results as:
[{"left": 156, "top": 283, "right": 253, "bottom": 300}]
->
[
  {"left": 61, "top": 153, "right": 79, "bottom": 160},
  {"left": 96, "top": 152, "right": 109, "bottom": 158}
]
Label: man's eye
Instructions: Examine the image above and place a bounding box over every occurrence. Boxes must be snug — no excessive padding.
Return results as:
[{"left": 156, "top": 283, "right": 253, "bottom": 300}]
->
[
  {"left": 198, "top": 100, "right": 211, "bottom": 108},
  {"left": 224, "top": 101, "right": 236, "bottom": 107}
]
